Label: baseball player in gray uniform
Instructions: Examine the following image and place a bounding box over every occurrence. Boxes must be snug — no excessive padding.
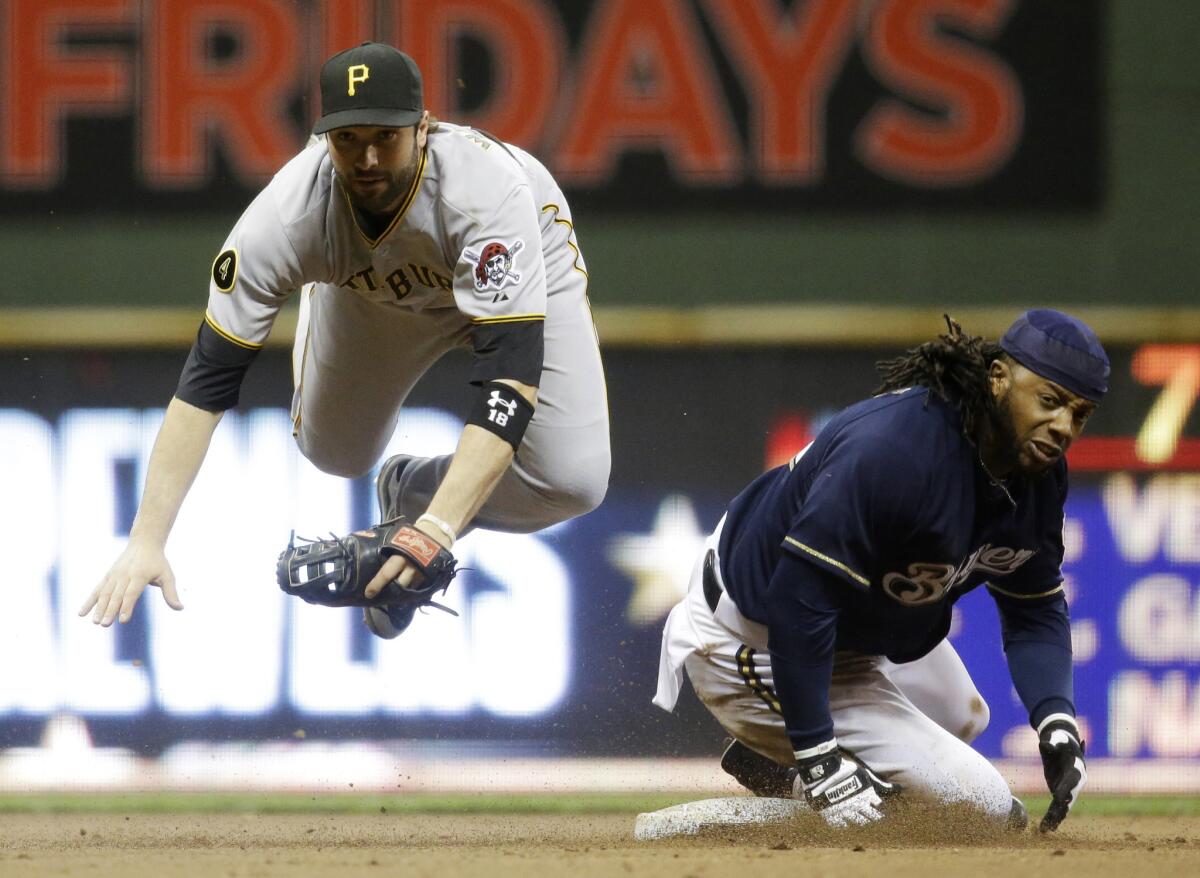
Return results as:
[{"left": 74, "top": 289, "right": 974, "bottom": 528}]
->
[{"left": 81, "top": 42, "right": 610, "bottom": 638}]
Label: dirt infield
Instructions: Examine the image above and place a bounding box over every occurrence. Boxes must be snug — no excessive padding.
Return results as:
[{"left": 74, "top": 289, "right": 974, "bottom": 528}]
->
[{"left": 3, "top": 812, "right": 1199, "bottom": 877}]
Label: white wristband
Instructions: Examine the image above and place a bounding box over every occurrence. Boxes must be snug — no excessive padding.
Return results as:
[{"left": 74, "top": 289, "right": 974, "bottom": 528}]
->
[
  {"left": 793, "top": 738, "right": 838, "bottom": 761},
  {"left": 416, "top": 513, "right": 457, "bottom": 546},
  {"left": 1036, "top": 713, "right": 1079, "bottom": 737}
]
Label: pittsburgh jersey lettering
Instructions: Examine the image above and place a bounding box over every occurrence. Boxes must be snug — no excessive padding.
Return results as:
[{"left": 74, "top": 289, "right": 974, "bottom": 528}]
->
[{"left": 339, "top": 263, "right": 453, "bottom": 298}]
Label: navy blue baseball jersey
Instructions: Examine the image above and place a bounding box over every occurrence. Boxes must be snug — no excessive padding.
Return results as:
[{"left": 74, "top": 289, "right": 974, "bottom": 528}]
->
[{"left": 718, "top": 387, "right": 1074, "bottom": 751}]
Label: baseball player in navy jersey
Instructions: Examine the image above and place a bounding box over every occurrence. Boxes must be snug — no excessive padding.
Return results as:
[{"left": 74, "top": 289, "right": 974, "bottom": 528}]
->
[
  {"left": 81, "top": 42, "right": 610, "bottom": 638},
  {"left": 655, "top": 310, "right": 1106, "bottom": 832}
]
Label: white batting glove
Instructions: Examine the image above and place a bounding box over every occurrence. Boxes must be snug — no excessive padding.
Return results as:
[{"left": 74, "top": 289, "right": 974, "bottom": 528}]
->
[{"left": 793, "top": 740, "right": 900, "bottom": 829}]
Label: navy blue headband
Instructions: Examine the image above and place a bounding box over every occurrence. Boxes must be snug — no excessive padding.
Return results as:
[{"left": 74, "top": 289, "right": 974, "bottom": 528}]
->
[{"left": 999, "top": 309, "right": 1109, "bottom": 403}]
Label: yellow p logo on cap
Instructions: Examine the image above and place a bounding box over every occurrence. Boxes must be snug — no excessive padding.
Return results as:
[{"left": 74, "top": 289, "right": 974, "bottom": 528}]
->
[{"left": 347, "top": 64, "right": 369, "bottom": 96}]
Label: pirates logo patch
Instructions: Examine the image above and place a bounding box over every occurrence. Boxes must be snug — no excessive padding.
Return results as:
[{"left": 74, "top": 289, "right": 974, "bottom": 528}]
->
[
  {"left": 464, "top": 239, "right": 524, "bottom": 292},
  {"left": 212, "top": 248, "right": 238, "bottom": 293}
]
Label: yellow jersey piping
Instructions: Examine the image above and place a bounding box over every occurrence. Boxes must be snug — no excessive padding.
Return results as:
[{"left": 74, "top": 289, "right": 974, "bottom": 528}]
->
[
  {"left": 291, "top": 286, "right": 315, "bottom": 434},
  {"left": 783, "top": 537, "right": 870, "bottom": 587},
  {"left": 986, "top": 582, "right": 1065, "bottom": 600},
  {"left": 470, "top": 313, "right": 545, "bottom": 325},
  {"left": 204, "top": 311, "right": 262, "bottom": 350},
  {"left": 542, "top": 202, "right": 607, "bottom": 413},
  {"left": 343, "top": 147, "right": 427, "bottom": 249},
  {"left": 541, "top": 203, "right": 589, "bottom": 282}
]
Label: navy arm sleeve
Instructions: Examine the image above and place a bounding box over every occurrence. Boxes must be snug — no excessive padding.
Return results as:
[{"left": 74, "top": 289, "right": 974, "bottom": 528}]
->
[
  {"left": 995, "top": 590, "right": 1075, "bottom": 727},
  {"left": 175, "top": 319, "right": 260, "bottom": 412},
  {"left": 991, "top": 457, "right": 1074, "bottom": 727},
  {"left": 765, "top": 551, "right": 847, "bottom": 754}
]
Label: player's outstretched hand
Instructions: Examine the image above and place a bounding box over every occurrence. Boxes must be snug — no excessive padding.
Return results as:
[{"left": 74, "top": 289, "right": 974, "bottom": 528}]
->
[
  {"left": 795, "top": 746, "right": 900, "bottom": 828},
  {"left": 1038, "top": 717, "right": 1087, "bottom": 832},
  {"left": 79, "top": 538, "right": 183, "bottom": 626}
]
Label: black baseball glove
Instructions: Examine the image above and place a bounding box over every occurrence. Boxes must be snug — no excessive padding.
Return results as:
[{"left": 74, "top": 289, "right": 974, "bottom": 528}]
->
[
  {"left": 276, "top": 518, "right": 458, "bottom": 612},
  {"left": 1038, "top": 716, "right": 1087, "bottom": 832}
]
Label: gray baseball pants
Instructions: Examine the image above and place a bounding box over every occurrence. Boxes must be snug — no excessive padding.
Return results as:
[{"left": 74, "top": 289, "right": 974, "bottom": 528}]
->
[{"left": 289, "top": 267, "right": 609, "bottom": 533}]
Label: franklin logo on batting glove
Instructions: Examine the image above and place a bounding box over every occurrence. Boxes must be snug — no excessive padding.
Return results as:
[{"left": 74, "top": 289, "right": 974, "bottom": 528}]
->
[
  {"left": 825, "top": 776, "right": 864, "bottom": 804},
  {"left": 796, "top": 747, "right": 900, "bottom": 829}
]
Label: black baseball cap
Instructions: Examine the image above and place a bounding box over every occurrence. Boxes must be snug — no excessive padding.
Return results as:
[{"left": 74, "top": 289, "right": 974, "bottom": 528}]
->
[{"left": 313, "top": 42, "right": 424, "bottom": 134}]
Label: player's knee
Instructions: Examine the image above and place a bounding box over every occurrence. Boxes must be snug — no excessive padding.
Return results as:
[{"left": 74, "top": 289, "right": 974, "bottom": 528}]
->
[
  {"left": 295, "top": 433, "right": 377, "bottom": 479},
  {"left": 547, "top": 450, "right": 610, "bottom": 519},
  {"left": 902, "top": 744, "right": 1011, "bottom": 820},
  {"left": 559, "top": 467, "right": 609, "bottom": 518},
  {"left": 522, "top": 479, "right": 607, "bottom": 532},
  {"left": 508, "top": 458, "right": 608, "bottom": 532}
]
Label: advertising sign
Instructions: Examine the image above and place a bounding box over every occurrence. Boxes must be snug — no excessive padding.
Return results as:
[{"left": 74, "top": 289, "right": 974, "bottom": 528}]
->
[
  {"left": 2, "top": 342, "right": 1196, "bottom": 777},
  {"left": 0, "top": 0, "right": 1102, "bottom": 214}
]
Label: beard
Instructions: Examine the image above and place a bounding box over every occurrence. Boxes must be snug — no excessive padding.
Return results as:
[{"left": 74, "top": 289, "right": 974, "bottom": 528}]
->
[
  {"left": 339, "top": 139, "right": 420, "bottom": 216},
  {"left": 983, "top": 394, "right": 1022, "bottom": 475},
  {"left": 988, "top": 393, "right": 1056, "bottom": 477}
]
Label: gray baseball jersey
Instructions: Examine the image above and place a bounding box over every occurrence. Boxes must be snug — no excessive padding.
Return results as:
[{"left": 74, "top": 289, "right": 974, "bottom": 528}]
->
[
  {"left": 178, "top": 123, "right": 610, "bottom": 532},
  {"left": 203, "top": 123, "right": 553, "bottom": 358}
]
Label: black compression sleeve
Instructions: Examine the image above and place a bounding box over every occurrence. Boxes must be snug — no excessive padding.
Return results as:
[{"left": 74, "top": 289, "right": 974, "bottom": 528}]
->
[
  {"left": 765, "top": 551, "right": 846, "bottom": 754},
  {"left": 469, "top": 320, "right": 544, "bottom": 386},
  {"left": 175, "top": 320, "right": 260, "bottom": 412}
]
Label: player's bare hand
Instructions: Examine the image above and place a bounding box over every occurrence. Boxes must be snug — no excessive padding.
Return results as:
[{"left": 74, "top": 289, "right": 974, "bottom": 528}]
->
[
  {"left": 80, "top": 538, "right": 183, "bottom": 626},
  {"left": 362, "top": 520, "right": 450, "bottom": 599}
]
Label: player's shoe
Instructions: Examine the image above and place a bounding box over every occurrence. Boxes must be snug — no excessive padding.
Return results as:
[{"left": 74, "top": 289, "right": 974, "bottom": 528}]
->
[
  {"left": 365, "top": 454, "right": 418, "bottom": 640},
  {"left": 363, "top": 603, "right": 417, "bottom": 640},
  {"left": 375, "top": 453, "right": 415, "bottom": 521},
  {"left": 368, "top": 454, "right": 463, "bottom": 641},
  {"left": 720, "top": 738, "right": 799, "bottom": 798}
]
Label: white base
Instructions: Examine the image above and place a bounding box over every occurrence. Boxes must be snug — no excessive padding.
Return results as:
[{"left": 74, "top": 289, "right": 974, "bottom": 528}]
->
[{"left": 634, "top": 796, "right": 809, "bottom": 840}]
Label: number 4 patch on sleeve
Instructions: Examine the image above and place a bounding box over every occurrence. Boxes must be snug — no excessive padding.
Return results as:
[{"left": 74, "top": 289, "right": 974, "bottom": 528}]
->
[{"left": 212, "top": 248, "right": 239, "bottom": 292}]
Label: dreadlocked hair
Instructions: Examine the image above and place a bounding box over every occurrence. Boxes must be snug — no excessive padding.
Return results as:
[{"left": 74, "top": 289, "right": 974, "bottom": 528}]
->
[{"left": 874, "top": 315, "right": 1005, "bottom": 441}]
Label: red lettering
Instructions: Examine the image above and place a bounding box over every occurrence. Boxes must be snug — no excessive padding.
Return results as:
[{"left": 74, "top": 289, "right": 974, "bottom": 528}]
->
[
  {"left": 394, "top": 0, "right": 564, "bottom": 150},
  {"left": 702, "top": 0, "right": 856, "bottom": 183},
  {"left": 320, "top": 0, "right": 376, "bottom": 56},
  {"left": 1, "top": 0, "right": 133, "bottom": 187},
  {"left": 555, "top": 0, "right": 739, "bottom": 185},
  {"left": 143, "top": 0, "right": 301, "bottom": 186},
  {"left": 314, "top": 0, "right": 377, "bottom": 127},
  {"left": 857, "top": 0, "right": 1022, "bottom": 185}
]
